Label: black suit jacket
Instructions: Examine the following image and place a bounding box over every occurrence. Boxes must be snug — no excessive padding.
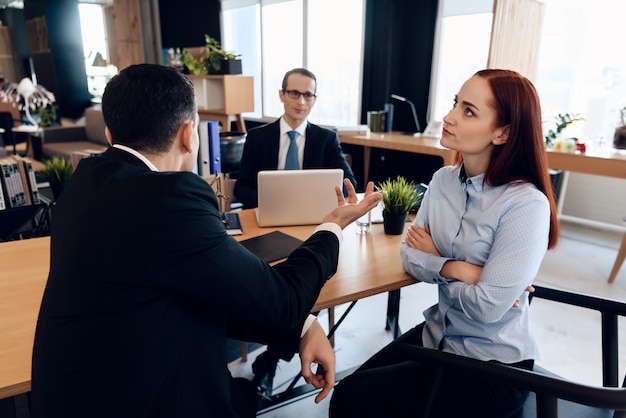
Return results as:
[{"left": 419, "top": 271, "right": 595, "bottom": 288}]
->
[
  {"left": 234, "top": 119, "right": 356, "bottom": 208},
  {"left": 31, "top": 147, "right": 340, "bottom": 418}
]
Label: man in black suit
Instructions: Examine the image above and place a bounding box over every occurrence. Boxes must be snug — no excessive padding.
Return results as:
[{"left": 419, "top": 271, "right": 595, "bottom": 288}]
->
[
  {"left": 233, "top": 68, "right": 356, "bottom": 209},
  {"left": 234, "top": 68, "right": 358, "bottom": 396},
  {"left": 30, "top": 64, "right": 381, "bottom": 418}
]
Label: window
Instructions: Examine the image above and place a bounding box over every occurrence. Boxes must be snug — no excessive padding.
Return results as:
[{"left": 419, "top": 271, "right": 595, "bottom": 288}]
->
[
  {"left": 221, "top": 0, "right": 365, "bottom": 127},
  {"left": 78, "top": 3, "right": 111, "bottom": 99},
  {"left": 534, "top": 0, "right": 626, "bottom": 147},
  {"left": 428, "top": 0, "right": 493, "bottom": 123}
]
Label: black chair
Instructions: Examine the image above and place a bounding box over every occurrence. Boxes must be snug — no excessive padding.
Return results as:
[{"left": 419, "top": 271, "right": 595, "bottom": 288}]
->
[
  {"left": 0, "top": 111, "right": 30, "bottom": 156},
  {"left": 396, "top": 284, "right": 626, "bottom": 418}
]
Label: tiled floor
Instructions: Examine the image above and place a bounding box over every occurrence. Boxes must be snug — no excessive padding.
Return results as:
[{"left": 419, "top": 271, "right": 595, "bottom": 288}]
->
[{"left": 228, "top": 220, "right": 626, "bottom": 417}]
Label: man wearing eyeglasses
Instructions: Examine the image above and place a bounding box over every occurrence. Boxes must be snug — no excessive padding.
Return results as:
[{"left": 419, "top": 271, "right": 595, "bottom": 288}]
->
[
  {"left": 234, "top": 68, "right": 356, "bottom": 209},
  {"left": 234, "top": 68, "right": 357, "bottom": 398}
]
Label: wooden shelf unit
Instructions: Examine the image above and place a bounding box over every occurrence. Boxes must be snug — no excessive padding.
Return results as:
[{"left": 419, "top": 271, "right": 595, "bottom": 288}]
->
[{"left": 189, "top": 75, "right": 254, "bottom": 132}]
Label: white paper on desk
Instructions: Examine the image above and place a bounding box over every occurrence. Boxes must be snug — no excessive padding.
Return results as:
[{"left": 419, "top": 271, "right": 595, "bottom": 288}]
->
[{"left": 368, "top": 203, "right": 382, "bottom": 223}]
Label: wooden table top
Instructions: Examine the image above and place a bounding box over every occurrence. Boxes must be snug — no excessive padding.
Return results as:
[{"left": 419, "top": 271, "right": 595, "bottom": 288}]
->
[
  {"left": 339, "top": 131, "right": 457, "bottom": 167},
  {"left": 0, "top": 209, "right": 414, "bottom": 399},
  {"left": 0, "top": 236, "right": 50, "bottom": 399},
  {"left": 546, "top": 148, "right": 626, "bottom": 179},
  {"left": 234, "top": 209, "right": 414, "bottom": 311},
  {"left": 340, "top": 131, "right": 626, "bottom": 180}
]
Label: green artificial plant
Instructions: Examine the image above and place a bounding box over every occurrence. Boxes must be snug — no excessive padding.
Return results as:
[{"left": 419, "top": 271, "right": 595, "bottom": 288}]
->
[
  {"left": 42, "top": 156, "right": 73, "bottom": 200},
  {"left": 181, "top": 35, "right": 240, "bottom": 75},
  {"left": 376, "top": 176, "right": 423, "bottom": 216}
]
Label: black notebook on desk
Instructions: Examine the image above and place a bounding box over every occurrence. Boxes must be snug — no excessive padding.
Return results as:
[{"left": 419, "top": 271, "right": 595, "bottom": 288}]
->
[{"left": 239, "top": 231, "right": 303, "bottom": 263}]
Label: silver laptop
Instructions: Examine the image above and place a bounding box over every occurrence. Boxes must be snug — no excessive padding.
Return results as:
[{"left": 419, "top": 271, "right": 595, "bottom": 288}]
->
[{"left": 255, "top": 169, "right": 343, "bottom": 227}]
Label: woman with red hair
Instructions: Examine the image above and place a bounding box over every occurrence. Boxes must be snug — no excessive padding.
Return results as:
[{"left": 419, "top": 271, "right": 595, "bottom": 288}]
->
[{"left": 330, "top": 69, "right": 559, "bottom": 417}]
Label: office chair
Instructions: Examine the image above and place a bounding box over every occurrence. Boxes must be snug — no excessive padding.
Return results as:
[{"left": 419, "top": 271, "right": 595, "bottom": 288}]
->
[
  {"left": 0, "top": 111, "right": 28, "bottom": 156},
  {"left": 0, "top": 111, "right": 16, "bottom": 154},
  {"left": 398, "top": 284, "right": 626, "bottom": 418}
]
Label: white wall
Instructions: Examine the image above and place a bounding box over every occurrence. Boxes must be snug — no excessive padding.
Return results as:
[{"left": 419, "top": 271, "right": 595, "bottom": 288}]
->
[{"left": 561, "top": 173, "right": 626, "bottom": 230}]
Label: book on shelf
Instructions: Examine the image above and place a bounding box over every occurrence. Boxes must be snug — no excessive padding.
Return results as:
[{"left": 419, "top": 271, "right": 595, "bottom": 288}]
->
[
  {"left": 222, "top": 212, "right": 242, "bottom": 236},
  {"left": 20, "top": 157, "right": 41, "bottom": 205},
  {"left": 0, "top": 166, "right": 6, "bottom": 210},
  {"left": 10, "top": 155, "right": 32, "bottom": 205},
  {"left": 0, "top": 157, "right": 27, "bottom": 208},
  {"left": 0, "top": 155, "right": 43, "bottom": 209}
]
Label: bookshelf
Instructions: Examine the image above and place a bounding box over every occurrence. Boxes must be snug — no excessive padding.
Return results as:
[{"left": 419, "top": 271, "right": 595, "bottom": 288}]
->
[
  {"left": 0, "top": 155, "right": 50, "bottom": 241},
  {"left": 188, "top": 75, "right": 254, "bottom": 132}
]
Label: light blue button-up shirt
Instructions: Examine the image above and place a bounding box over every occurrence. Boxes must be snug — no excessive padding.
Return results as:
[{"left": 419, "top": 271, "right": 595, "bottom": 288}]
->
[{"left": 401, "top": 164, "right": 550, "bottom": 363}]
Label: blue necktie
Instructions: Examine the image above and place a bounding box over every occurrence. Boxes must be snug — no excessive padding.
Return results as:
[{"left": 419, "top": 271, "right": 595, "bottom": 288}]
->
[{"left": 285, "top": 130, "right": 299, "bottom": 170}]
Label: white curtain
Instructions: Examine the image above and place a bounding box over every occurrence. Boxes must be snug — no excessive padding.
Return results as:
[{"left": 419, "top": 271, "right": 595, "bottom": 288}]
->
[{"left": 488, "top": 0, "right": 545, "bottom": 81}]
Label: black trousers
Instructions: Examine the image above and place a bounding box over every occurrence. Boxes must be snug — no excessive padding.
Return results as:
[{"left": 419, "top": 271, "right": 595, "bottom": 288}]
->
[{"left": 329, "top": 323, "right": 532, "bottom": 418}]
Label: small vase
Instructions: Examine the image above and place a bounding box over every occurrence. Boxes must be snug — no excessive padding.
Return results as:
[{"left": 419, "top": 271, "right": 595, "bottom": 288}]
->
[{"left": 383, "top": 212, "right": 407, "bottom": 235}]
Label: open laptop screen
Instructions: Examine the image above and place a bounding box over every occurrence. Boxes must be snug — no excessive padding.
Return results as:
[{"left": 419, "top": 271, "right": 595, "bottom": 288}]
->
[{"left": 255, "top": 169, "right": 343, "bottom": 227}]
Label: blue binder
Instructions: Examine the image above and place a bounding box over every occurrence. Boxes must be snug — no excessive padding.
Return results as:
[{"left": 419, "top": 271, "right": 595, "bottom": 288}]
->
[{"left": 197, "top": 119, "right": 222, "bottom": 176}]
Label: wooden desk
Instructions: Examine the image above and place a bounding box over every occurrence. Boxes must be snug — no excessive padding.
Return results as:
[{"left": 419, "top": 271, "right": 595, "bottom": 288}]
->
[
  {"left": 0, "top": 210, "right": 413, "bottom": 401},
  {"left": 339, "top": 132, "right": 456, "bottom": 185},
  {"left": 339, "top": 132, "right": 626, "bottom": 181},
  {"left": 0, "top": 236, "right": 50, "bottom": 399},
  {"left": 234, "top": 210, "right": 414, "bottom": 312},
  {"left": 546, "top": 148, "right": 626, "bottom": 179}
]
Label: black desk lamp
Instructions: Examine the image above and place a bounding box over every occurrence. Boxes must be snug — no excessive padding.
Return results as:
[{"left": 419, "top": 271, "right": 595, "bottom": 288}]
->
[{"left": 391, "top": 94, "right": 421, "bottom": 136}]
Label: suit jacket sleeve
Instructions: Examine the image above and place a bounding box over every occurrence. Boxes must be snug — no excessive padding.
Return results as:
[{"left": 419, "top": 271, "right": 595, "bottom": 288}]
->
[{"left": 154, "top": 173, "right": 338, "bottom": 348}]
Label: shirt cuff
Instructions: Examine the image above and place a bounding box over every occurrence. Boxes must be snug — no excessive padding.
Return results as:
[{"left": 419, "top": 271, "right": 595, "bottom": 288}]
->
[
  {"left": 314, "top": 222, "right": 343, "bottom": 245},
  {"left": 300, "top": 314, "right": 318, "bottom": 338}
]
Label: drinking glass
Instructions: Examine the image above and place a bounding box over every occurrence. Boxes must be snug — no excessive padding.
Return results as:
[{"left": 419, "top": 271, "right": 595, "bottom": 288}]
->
[{"left": 355, "top": 210, "right": 371, "bottom": 234}]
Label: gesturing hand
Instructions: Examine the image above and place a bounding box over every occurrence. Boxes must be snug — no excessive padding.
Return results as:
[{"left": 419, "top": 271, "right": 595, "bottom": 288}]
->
[{"left": 322, "top": 179, "right": 383, "bottom": 229}]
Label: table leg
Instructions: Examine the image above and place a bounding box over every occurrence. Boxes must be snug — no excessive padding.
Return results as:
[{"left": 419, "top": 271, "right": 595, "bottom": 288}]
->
[
  {"left": 363, "top": 146, "right": 371, "bottom": 185},
  {"left": 327, "top": 307, "right": 335, "bottom": 347},
  {"left": 385, "top": 289, "right": 401, "bottom": 339}
]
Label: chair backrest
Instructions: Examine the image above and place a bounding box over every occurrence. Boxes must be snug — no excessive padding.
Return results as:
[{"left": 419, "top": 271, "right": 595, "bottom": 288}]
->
[
  {"left": 0, "top": 111, "right": 15, "bottom": 149},
  {"left": 404, "top": 285, "right": 626, "bottom": 418}
]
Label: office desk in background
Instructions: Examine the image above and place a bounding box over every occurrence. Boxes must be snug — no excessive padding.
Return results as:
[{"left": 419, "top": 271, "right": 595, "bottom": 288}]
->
[
  {"left": 546, "top": 148, "right": 626, "bottom": 179},
  {"left": 340, "top": 131, "right": 626, "bottom": 180},
  {"left": 0, "top": 209, "right": 414, "bottom": 401},
  {"left": 339, "top": 132, "right": 456, "bottom": 185}
]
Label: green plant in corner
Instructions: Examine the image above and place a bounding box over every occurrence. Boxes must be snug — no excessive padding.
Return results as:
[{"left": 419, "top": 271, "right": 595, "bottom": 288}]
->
[
  {"left": 544, "top": 112, "right": 584, "bottom": 147},
  {"left": 376, "top": 176, "right": 423, "bottom": 216},
  {"left": 42, "top": 156, "right": 73, "bottom": 200},
  {"left": 181, "top": 35, "right": 240, "bottom": 75},
  {"left": 34, "top": 103, "right": 59, "bottom": 127}
]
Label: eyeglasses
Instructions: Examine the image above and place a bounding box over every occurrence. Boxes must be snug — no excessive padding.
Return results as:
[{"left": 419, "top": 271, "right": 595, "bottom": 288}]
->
[{"left": 283, "top": 89, "right": 317, "bottom": 101}]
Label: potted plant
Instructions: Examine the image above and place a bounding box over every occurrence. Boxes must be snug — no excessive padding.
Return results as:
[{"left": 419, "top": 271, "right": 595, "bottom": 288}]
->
[
  {"left": 41, "top": 156, "right": 73, "bottom": 201},
  {"left": 544, "top": 112, "right": 583, "bottom": 148},
  {"left": 181, "top": 35, "right": 241, "bottom": 75},
  {"left": 376, "top": 176, "right": 423, "bottom": 235},
  {"left": 34, "top": 104, "right": 60, "bottom": 127}
]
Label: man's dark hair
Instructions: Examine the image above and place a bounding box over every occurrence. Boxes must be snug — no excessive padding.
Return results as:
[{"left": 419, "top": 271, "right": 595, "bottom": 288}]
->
[
  {"left": 281, "top": 68, "right": 317, "bottom": 93},
  {"left": 102, "top": 63, "right": 197, "bottom": 154}
]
